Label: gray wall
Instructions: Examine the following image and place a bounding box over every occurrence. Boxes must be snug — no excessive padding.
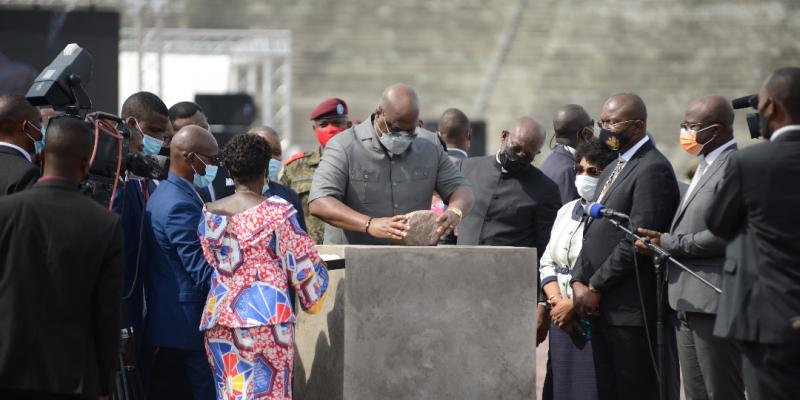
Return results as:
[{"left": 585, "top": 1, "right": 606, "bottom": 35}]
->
[{"left": 144, "top": 0, "right": 798, "bottom": 176}]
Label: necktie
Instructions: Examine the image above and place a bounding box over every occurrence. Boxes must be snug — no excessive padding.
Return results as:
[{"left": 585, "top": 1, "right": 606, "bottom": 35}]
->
[
  {"left": 682, "top": 159, "right": 708, "bottom": 208},
  {"left": 596, "top": 158, "right": 626, "bottom": 204}
]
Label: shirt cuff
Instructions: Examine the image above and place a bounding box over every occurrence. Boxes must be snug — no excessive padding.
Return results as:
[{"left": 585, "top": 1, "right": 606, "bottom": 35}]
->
[{"left": 540, "top": 276, "right": 558, "bottom": 288}]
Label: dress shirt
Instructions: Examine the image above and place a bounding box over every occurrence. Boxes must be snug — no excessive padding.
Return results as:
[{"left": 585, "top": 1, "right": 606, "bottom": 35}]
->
[
  {"left": 770, "top": 124, "right": 800, "bottom": 142},
  {"left": 619, "top": 134, "right": 650, "bottom": 172},
  {"left": 0, "top": 141, "right": 32, "bottom": 162},
  {"left": 449, "top": 148, "right": 468, "bottom": 159}
]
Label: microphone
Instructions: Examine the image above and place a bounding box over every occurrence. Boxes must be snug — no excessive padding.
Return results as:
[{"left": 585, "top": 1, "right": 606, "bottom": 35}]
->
[
  {"left": 583, "top": 202, "right": 630, "bottom": 221},
  {"left": 732, "top": 94, "right": 758, "bottom": 110}
]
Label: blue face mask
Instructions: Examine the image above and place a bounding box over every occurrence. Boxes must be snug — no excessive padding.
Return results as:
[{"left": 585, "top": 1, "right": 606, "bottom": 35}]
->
[
  {"left": 24, "top": 121, "right": 46, "bottom": 154},
  {"left": 268, "top": 158, "right": 282, "bottom": 181},
  {"left": 262, "top": 181, "right": 271, "bottom": 195},
  {"left": 137, "top": 120, "right": 165, "bottom": 156},
  {"left": 142, "top": 134, "right": 164, "bottom": 156},
  {"left": 34, "top": 126, "right": 46, "bottom": 154},
  {"left": 191, "top": 154, "right": 218, "bottom": 188}
]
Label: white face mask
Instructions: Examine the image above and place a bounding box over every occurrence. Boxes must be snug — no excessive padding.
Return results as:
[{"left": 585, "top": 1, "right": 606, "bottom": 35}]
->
[{"left": 575, "top": 175, "right": 599, "bottom": 201}]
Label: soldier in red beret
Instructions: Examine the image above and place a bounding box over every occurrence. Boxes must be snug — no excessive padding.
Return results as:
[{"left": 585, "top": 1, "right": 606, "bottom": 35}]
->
[{"left": 279, "top": 97, "right": 352, "bottom": 243}]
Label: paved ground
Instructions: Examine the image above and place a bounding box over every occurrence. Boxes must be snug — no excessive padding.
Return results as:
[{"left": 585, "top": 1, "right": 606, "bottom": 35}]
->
[{"left": 535, "top": 337, "right": 685, "bottom": 400}]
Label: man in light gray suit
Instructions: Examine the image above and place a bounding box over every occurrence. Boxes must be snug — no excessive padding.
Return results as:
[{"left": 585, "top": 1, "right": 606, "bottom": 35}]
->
[{"left": 636, "top": 95, "right": 745, "bottom": 400}]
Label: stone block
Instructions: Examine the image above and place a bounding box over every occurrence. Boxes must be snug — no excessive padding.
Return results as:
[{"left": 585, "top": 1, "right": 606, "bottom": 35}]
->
[
  {"left": 343, "top": 245, "right": 539, "bottom": 400},
  {"left": 293, "top": 245, "right": 347, "bottom": 400}
]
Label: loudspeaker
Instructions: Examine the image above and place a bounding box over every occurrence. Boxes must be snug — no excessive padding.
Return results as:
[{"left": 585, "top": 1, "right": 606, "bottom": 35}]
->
[
  {"left": 195, "top": 94, "right": 256, "bottom": 126},
  {"left": 422, "top": 119, "right": 487, "bottom": 157}
]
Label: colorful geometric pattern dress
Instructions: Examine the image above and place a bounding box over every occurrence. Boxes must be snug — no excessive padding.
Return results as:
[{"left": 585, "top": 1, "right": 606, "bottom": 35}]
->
[{"left": 198, "top": 196, "right": 329, "bottom": 400}]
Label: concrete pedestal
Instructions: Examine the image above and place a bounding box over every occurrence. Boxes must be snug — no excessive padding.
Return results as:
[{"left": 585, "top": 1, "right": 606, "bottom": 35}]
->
[{"left": 294, "top": 245, "right": 539, "bottom": 400}]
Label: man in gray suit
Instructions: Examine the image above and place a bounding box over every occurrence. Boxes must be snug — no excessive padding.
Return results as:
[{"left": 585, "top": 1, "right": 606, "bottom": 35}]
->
[{"left": 636, "top": 95, "right": 744, "bottom": 400}]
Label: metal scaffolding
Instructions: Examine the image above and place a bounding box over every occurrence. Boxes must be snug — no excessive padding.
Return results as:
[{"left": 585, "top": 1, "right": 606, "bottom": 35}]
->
[
  {"left": 119, "top": 27, "right": 293, "bottom": 144},
  {"left": 1, "top": 0, "right": 293, "bottom": 143}
]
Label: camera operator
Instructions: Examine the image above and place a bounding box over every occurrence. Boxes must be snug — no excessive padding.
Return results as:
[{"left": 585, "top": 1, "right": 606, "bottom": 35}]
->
[
  {"left": 0, "top": 117, "right": 123, "bottom": 400},
  {"left": 705, "top": 67, "right": 800, "bottom": 400},
  {"left": 0, "top": 94, "right": 43, "bottom": 196},
  {"left": 111, "top": 91, "right": 173, "bottom": 388}
]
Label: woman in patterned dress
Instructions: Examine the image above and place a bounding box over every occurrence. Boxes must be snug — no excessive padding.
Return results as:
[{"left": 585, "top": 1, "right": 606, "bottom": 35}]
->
[{"left": 198, "top": 134, "right": 328, "bottom": 400}]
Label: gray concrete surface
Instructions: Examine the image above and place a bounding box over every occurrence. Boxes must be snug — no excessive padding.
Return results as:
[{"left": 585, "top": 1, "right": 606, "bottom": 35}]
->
[
  {"left": 343, "top": 245, "right": 539, "bottom": 400},
  {"left": 294, "top": 245, "right": 347, "bottom": 400}
]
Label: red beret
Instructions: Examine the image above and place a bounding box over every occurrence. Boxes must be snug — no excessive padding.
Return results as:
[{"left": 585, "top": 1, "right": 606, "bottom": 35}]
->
[{"left": 309, "top": 98, "right": 348, "bottom": 120}]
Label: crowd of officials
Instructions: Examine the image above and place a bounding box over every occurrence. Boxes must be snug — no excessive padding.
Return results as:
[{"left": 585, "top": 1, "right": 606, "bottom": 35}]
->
[{"left": 0, "top": 66, "right": 798, "bottom": 400}]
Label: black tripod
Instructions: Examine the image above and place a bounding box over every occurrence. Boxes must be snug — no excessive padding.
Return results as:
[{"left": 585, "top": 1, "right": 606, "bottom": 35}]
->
[{"left": 606, "top": 218, "right": 722, "bottom": 400}]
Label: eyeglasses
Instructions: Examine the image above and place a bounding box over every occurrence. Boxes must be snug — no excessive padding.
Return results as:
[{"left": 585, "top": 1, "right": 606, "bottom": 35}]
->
[
  {"left": 598, "top": 119, "right": 640, "bottom": 132},
  {"left": 574, "top": 164, "right": 602, "bottom": 177},
  {"left": 679, "top": 122, "right": 719, "bottom": 132},
  {"left": 192, "top": 152, "right": 220, "bottom": 166},
  {"left": 380, "top": 113, "right": 417, "bottom": 137}
]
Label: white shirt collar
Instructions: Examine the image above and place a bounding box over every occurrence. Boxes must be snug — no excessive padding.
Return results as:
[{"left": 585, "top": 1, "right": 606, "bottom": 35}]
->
[
  {"left": 495, "top": 150, "right": 508, "bottom": 173},
  {"left": 563, "top": 145, "right": 577, "bottom": 156},
  {"left": 449, "top": 148, "right": 468, "bottom": 158},
  {"left": 770, "top": 124, "right": 800, "bottom": 142},
  {"left": 0, "top": 141, "right": 32, "bottom": 162},
  {"left": 620, "top": 134, "right": 650, "bottom": 163},
  {"left": 703, "top": 138, "right": 736, "bottom": 166}
]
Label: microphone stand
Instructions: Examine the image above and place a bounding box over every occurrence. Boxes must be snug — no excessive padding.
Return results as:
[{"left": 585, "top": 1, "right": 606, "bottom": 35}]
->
[{"left": 605, "top": 218, "right": 721, "bottom": 400}]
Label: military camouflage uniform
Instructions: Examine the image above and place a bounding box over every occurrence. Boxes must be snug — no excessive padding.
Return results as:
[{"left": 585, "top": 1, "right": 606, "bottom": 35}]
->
[{"left": 279, "top": 147, "right": 325, "bottom": 244}]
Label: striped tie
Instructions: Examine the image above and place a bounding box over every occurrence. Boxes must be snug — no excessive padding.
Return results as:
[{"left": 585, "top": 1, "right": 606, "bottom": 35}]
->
[{"left": 596, "top": 158, "right": 625, "bottom": 204}]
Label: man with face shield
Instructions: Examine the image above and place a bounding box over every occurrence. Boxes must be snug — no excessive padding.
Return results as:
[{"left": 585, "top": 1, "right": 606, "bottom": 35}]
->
[
  {"left": 309, "top": 83, "right": 473, "bottom": 245},
  {"left": 281, "top": 97, "right": 352, "bottom": 244},
  {"left": 634, "top": 95, "right": 744, "bottom": 400}
]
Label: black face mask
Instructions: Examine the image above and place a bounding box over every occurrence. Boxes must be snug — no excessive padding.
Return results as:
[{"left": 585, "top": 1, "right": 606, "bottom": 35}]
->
[
  {"left": 598, "top": 127, "right": 631, "bottom": 152},
  {"left": 498, "top": 148, "right": 530, "bottom": 174}
]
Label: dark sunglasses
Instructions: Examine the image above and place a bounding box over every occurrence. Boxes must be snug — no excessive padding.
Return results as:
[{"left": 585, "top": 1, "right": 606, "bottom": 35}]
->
[{"left": 574, "top": 164, "right": 602, "bottom": 177}]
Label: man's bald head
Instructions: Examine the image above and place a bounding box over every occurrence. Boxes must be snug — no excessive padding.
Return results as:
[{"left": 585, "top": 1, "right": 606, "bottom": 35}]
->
[
  {"left": 600, "top": 93, "right": 648, "bottom": 152},
  {"left": 683, "top": 95, "right": 735, "bottom": 156},
  {"left": 0, "top": 94, "right": 39, "bottom": 141},
  {"left": 171, "top": 125, "right": 218, "bottom": 156},
  {"left": 553, "top": 104, "right": 593, "bottom": 148},
  {"left": 504, "top": 116, "right": 546, "bottom": 160},
  {"left": 437, "top": 108, "right": 471, "bottom": 151},
  {"left": 248, "top": 126, "right": 281, "bottom": 159},
  {"left": 685, "top": 95, "right": 734, "bottom": 131},
  {"left": 42, "top": 117, "right": 93, "bottom": 183},
  {"left": 759, "top": 67, "right": 800, "bottom": 137},
  {"left": 604, "top": 93, "right": 648, "bottom": 122},
  {"left": 376, "top": 83, "right": 420, "bottom": 135}
]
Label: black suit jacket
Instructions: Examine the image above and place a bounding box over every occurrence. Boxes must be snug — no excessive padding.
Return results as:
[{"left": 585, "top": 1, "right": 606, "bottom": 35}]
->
[
  {"left": 572, "top": 140, "right": 680, "bottom": 326},
  {"left": 457, "top": 156, "right": 561, "bottom": 302},
  {"left": 0, "top": 145, "right": 40, "bottom": 196},
  {"left": 0, "top": 179, "right": 123, "bottom": 396},
  {"left": 706, "top": 128, "right": 800, "bottom": 344},
  {"left": 539, "top": 145, "right": 579, "bottom": 204}
]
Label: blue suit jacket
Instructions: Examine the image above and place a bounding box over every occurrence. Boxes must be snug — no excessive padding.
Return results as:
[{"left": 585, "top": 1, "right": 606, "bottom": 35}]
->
[
  {"left": 143, "top": 172, "right": 213, "bottom": 350},
  {"left": 111, "top": 179, "right": 151, "bottom": 352}
]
